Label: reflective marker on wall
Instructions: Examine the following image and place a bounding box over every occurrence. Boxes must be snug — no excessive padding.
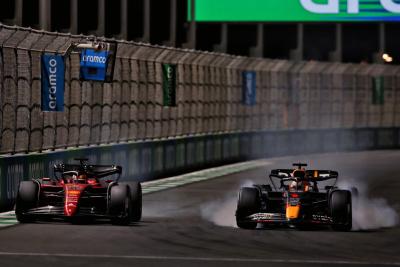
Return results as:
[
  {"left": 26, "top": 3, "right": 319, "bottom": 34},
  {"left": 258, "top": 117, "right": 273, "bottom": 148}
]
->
[
  {"left": 242, "top": 71, "right": 256, "bottom": 106},
  {"left": 41, "top": 54, "right": 64, "bottom": 112}
]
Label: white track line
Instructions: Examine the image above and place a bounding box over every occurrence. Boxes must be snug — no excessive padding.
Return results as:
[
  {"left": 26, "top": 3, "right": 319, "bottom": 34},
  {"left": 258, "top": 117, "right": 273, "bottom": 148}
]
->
[{"left": 0, "top": 252, "right": 397, "bottom": 266}]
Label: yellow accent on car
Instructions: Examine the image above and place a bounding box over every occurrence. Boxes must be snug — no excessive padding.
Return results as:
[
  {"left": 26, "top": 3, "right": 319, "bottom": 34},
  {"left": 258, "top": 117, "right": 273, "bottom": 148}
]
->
[{"left": 314, "top": 170, "right": 318, "bottom": 178}]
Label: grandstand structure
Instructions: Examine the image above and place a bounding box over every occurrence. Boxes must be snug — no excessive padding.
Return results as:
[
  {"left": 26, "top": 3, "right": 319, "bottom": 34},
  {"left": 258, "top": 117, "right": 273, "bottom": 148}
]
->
[{"left": 0, "top": 0, "right": 399, "bottom": 63}]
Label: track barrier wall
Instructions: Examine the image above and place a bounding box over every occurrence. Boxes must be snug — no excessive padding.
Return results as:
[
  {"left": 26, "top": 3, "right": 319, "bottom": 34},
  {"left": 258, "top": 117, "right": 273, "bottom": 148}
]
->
[{"left": 0, "top": 25, "right": 400, "bottom": 210}]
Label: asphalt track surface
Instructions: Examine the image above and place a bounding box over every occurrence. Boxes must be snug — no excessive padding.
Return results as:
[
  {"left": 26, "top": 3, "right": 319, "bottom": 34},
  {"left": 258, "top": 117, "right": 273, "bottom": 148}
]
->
[{"left": 0, "top": 150, "right": 399, "bottom": 267}]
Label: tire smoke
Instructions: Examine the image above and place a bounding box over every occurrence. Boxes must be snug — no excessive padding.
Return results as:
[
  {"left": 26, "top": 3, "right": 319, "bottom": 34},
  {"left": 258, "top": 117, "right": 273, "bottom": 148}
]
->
[
  {"left": 200, "top": 180, "right": 254, "bottom": 228},
  {"left": 338, "top": 179, "right": 399, "bottom": 231},
  {"left": 200, "top": 195, "right": 238, "bottom": 228}
]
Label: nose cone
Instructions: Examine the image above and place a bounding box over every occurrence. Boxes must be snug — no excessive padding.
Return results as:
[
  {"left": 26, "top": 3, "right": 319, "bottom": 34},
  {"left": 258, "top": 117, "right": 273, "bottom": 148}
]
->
[
  {"left": 64, "top": 202, "right": 78, "bottom": 216},
  {"left": 64, "top": 186, "right": 84, "bottom": 216},
  {"left": 286, "top": 205, "right": 300, "bottom": 220}
]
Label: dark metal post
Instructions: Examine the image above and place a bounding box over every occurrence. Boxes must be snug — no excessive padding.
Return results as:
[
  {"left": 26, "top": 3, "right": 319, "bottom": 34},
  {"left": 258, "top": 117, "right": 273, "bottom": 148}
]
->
[
  {"left": 39, "top": 0, "right": 51, "bottom": 31},
  {"left": 70, "top": 0, "right": 78, "bottom": 34},
  {"left": 379, "top": 23, "right": 385, "bottom": 53},
  {"left": 373, "top": 23, "right": 385, "bottom": 63},
  {"left": 164, "top": 0, "right": 177, "bottom": 47},
  {"left": 96, "top": 0, "right": 105, "bottom": 36},
  {"left": 250, "top": 23, "right": 264, "bottom": 57},
  {"left": 213, "top": 23, "right": 227, "bottom": 53},
  {"left": 183, "top": 0, "right": 196, "bottom": 49},
  {"left": 329, "top": 23, "right": 342, "bottom": 62},
  {"left": 290, "top": 23, "right": 303, "bottom": 61},
  {"left": 14, "top": 0, "right": 23, "bottom": 26},
  {"left": 120, "top": 0, "right": 128, "bottom": 39},
  {"left": 140, "top": 0, "right": 151, "bottom": 42}
]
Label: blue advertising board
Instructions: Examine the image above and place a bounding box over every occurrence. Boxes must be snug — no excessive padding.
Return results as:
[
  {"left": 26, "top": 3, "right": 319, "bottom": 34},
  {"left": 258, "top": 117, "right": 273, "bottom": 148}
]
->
[
  {"left": 80, "top": 49, "right": 109, "bottom": 81},
  {"left": 41, "top": 54, "right": 64, "bottom": 112},
  {"left": 242, "top": 71, "right": 256, "bottom": 106}
]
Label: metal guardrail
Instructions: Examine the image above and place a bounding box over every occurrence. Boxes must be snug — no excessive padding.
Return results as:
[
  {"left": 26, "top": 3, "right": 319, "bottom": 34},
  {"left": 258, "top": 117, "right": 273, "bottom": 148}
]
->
[{"left": 0, "top": 24, "right": 399, "bottom": 155}]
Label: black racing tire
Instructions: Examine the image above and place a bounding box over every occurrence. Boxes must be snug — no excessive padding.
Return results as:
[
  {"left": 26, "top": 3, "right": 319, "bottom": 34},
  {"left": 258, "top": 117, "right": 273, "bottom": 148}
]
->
[
  {"left": 108, "top": 184, "right": 131, "bottom": 225},
  {"left": 120, "top": 182, "right": 142, "bottom": 222},
  {"left": 330, "top": 190, "right": 352, "bottom": 231},
  {"left": 236, "top": 187, "right": 260, "bottom": 229},
  {"left": 15, "top": 181, "right": 39, "bottom": 223}
]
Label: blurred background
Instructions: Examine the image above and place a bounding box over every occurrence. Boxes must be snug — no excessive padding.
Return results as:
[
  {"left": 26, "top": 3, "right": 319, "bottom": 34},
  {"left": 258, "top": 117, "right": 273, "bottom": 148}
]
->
[{"left": 0, "top": 0, "right": 399, "bottom": 64}]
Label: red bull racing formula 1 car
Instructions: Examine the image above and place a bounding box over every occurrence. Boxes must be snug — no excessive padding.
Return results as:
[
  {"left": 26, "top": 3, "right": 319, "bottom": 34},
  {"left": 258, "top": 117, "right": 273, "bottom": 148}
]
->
[
  {"left": 236, "top": 163, "right": 354, "bottom": 231},
  {"left": 15, "top": 159, "right": 142, "bottom": 225}
]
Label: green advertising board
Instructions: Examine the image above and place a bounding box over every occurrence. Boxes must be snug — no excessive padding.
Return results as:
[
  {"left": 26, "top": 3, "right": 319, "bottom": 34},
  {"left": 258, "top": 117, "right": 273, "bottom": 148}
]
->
[
  {"left": 188, "top": 0, "right": 400, "bottom": 22},
  {"left": 162, "top": 64, "right": 177, "bottom": 107},
  {"left": 372, "top": 76, "right": 384, "bottom": 105}
]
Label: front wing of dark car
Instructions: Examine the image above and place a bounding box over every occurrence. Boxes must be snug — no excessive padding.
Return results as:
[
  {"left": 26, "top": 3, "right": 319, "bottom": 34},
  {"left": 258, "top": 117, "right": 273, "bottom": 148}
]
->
[{"left": 241, "top": 212, "right": 333, "bottom": 225}]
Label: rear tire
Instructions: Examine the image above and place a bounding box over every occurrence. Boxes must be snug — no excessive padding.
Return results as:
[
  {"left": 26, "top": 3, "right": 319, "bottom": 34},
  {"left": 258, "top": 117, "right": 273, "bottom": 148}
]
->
[
  {"left": 120, "top": 182, "right": 142, "bottom": 222},
  {"left": 330, "top": 190, "right": 352, "bottom": 231},
  {"left": 15, "top": 181, "right": 39, "bottom": 223},
  {"left": 236, "top": 187, "right": 260, "bottom": 229},
  {"left": 108, "top": 184, "right": 131, "bottom": 225}
]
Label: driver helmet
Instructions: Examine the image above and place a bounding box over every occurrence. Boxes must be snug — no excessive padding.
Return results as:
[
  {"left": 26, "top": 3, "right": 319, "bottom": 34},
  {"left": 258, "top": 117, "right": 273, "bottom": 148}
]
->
[
  {"left": 69, "top": 174, "right": 77, "bottom": 183},
  {"left": 289, "top": 180, "right": 298, "bottom": 191},
  {"left": 290, "top": 168, "right": 310, "bottom": 191},
  {"left": 291, "top": 169, "right": 305, "bottom": 179},
  {"left": 77, "top": 173, "right": 87, "bottom": 180}
]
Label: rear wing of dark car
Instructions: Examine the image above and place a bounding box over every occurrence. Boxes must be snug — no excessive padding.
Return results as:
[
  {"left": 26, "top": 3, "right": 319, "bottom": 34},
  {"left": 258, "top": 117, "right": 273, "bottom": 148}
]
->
[{"left": 269, "top": 169, "right": 338, "bottom": 181}]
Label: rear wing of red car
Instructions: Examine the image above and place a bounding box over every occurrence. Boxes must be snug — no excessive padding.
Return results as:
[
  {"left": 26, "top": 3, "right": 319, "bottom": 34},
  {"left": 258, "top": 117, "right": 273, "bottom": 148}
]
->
[{"left": 53, "top": 164, "right": 122, "bottom": 179}]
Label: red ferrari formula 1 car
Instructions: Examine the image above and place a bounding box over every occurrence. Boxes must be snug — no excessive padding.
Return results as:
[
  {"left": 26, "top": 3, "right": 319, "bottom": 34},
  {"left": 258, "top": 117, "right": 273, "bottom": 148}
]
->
[
  {"left": 15, "top": 158, "right": 142, "bottom": 225},
  {"left": 236, "top": 163, "right": 355, "bottom": 231}
]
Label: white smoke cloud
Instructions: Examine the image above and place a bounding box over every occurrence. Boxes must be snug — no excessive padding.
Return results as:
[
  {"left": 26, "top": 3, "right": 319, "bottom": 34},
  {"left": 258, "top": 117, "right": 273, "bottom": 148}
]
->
[
  {"left": 200, "top": 195, "right": 238, "bottom": 228},
  {"left": 337, "top": 178, "right": 399, "bottom": 231},
  {"left": 200, "top": 180, "right": 254, "bottom": 228}
]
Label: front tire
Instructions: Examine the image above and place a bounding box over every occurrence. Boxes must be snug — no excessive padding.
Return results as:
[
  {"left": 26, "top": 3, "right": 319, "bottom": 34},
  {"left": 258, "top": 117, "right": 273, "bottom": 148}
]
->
[
  {"left": 15, "top": 181, "right": 39, "bottom": 223},
  {"left": 330, "top": 190, "right": 352, "bottom": 231},
  {"left": 236, "top": 187, "right": 260, "bottom": 229}
]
